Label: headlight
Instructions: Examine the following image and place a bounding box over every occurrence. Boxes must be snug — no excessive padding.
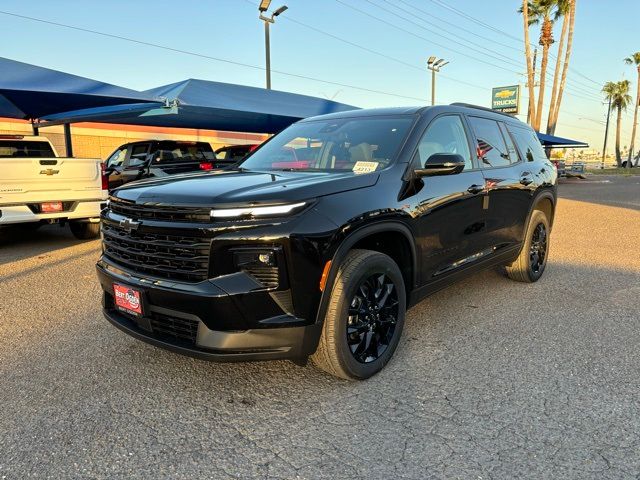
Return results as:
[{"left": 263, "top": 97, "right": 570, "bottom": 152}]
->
[{"left": 210, "top": 202, "right": 306, "bottom": 219}]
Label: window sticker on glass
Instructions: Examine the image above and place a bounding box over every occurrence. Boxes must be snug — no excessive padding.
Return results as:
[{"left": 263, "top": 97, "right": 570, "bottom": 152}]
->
[{"left": 352, "top": 161, "right": 379, "bottom": 174}]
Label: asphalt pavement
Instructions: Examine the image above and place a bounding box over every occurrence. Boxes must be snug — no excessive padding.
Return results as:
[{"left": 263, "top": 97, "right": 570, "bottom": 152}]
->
[{"left": 1, "top": 177, "right": 639, "bottom": 479}]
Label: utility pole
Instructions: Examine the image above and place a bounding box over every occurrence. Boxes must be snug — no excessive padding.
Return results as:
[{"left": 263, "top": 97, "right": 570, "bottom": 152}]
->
[
  {"left": 427, "top": 56, "right": 449, "bottom": 106},
  {"left": 602, "top": 98, "right": 612, "bottom": 169},
  {"left": 258, "top": 1, "right": 288, "bottom": 90}
]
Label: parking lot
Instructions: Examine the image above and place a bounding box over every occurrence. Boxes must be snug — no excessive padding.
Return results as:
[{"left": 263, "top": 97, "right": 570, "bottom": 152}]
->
[{"left": 1, "top": 175, "right": 639, "bottom": 479}]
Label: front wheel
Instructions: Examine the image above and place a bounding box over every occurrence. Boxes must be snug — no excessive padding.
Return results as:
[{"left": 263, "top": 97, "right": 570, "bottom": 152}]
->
[
  {"left": 311, "top": 249, "right": 406, "bottom": 380},
  {"left": 70, "top": 222, "right": 100, "bottom": 240},
  {"left": 504, "top": 209, "right": 550, "bottom": 283}
]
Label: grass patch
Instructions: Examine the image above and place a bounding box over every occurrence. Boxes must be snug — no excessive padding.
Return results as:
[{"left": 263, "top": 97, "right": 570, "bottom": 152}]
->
[{"left": 588, "top": 167, "right": 639, "bottom": 176}]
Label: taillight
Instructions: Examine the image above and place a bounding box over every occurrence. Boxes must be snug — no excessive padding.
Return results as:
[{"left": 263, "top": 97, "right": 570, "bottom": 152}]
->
[
  {"left": 199, "top": 162, "right": 213, "bottom": 171},
  {"left": 249, "top": 144, "right": 259, "bottom": 152},
  {"left": 101, "top": 163, "right": 108, "bottom": 190}
]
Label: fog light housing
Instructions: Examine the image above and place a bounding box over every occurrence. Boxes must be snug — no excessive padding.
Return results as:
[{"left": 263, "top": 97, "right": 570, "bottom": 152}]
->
[{"left": 231, "top": 246, "right": 285, "bottom": 289}]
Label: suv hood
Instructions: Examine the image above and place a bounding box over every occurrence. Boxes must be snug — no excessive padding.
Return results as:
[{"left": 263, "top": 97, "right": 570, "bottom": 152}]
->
[{"left": 113, "top": 169, "right": 379, "bottom": 206}]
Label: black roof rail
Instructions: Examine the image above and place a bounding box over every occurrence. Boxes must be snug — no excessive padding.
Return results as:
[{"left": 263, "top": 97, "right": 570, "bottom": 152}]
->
[{"left": 449, "top": 102, "right": 516, "bottom": 119}]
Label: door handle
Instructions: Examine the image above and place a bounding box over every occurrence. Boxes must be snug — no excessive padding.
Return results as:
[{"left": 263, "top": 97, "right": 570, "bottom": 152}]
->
[{"left": 467, "top": 184, "right": 484, "bottom": 195}]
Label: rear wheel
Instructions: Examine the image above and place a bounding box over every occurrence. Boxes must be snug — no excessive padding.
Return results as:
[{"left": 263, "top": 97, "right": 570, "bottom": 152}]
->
[
  {"left": 311, "top": 249, "right": 406, "bottom": 380},
  {"left": 505, "top": 209, "right": 550, "bottom": 283},
  {"left": 70, "top": 222, "right": 100, "bottom": 239}
]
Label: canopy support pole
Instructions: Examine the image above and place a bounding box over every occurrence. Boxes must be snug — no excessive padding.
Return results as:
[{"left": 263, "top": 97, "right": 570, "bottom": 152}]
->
[
  {"left": 31, "top": 120, "right": 39, "bottom": 136},
  {"left": 64, "top": 123, "right": 73, "bottom": 157}
]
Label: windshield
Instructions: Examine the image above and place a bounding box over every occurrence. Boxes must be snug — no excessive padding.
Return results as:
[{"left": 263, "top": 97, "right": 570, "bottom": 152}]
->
[{"left": 240, "top": 117, "right": 413, "bottom": 172}]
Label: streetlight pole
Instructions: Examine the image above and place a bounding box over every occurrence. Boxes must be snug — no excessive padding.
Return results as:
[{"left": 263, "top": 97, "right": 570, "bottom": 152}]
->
[
  {"left": 427, "top": 57, "right": 449, "bottom": 106},
  {"left": 258, "top": 1, "right": 288, "bottom": 90}
]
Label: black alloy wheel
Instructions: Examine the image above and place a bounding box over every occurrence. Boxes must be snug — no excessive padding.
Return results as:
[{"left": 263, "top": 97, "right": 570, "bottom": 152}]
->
[
  {"left": 347, "top": 273, "right": 399, "bottom": 364},
  {"left": 529, "top": 222, "right": 547, "bottom": 274}
]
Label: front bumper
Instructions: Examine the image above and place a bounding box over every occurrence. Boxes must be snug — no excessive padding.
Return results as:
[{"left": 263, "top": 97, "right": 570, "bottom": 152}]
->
[{"left": 96, "top": 258, "right": 322, "bottom": 363}]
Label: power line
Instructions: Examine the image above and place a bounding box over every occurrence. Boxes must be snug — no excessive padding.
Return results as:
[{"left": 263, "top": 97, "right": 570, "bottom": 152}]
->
[
  {"left": 428, "top": 0, "right": 603, "bottom": 88},
  {"left": 378, "top": 0, "right": 603, "bottom": 101},
  {"left": 0, "top": 9, "right": 429, "bottom": 103}
]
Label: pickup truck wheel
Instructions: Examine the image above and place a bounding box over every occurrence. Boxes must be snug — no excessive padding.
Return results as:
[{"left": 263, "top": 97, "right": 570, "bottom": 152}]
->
[
  {"left": 505, "top": 209, "right": 550, "bottom": 283},
  {"left": 311, "top": 249, "right": 406, "bottom": 380},
  {"left": 70, "top": 222, "right": 100, "bottom": 240}
]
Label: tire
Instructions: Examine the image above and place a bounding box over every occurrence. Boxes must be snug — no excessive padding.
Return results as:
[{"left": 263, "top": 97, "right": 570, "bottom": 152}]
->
[
  {"left": 69, "top": 222, "right": 101, "bottom": 239},
  {"left": 505, "top": 209, "right": 550, "bottom": 283},
  {"left": 311, "top": 249, "right": 406, "bottom": 380}
]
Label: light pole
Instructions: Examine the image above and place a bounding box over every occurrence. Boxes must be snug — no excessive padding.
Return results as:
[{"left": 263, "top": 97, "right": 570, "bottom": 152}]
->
[
  {"left": 259, "top": 1, "right": 288, "bottom": 90},
  {"left": 427, "top": 57, "right": 449, "bottom": 106}
]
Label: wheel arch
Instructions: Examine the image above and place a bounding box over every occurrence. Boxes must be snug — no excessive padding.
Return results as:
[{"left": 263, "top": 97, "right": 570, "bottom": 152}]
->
[
  {"left": 315, "top": 221, "right": 417, "bottom": 324},
  {"left": 529, "top": 190, "right": 556, "bottom": 228}
]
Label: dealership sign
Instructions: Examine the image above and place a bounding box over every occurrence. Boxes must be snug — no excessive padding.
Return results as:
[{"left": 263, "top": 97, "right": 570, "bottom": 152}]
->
[{"left": 491, "top": 85, "right": 520, "bottom": 114}]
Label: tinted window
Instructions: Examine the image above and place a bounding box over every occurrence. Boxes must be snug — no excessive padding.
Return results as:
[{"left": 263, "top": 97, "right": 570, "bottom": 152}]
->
[
  {"left": 468, "top": 117, "right": 511, "bottom": 168},
  {"left": 128, "top": 144, "right": 150, "bottom": 167},
  {"left": 415, "top": 115, "right": 472, "bottom": 170},
  {"left": 499, "top": 123, "right": 520, "bottom": 162},
  {"left": 240, "top": 117, "right": 413, "bottom": 172},
  {"left": 0, "top": 140, "right": 55, "bottom": 158},
  {"left": 508, "top": 125, "right": 546, "bottom": 162},
  {"left": 154, "top": 142, "right": 215, "bottom": 164},
  {"left": 106, "top": 147, "right": 127, "bottom": 168}
]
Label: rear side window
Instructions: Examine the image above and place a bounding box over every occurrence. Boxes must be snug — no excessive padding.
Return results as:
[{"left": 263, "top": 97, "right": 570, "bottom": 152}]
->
[
  {"left": 154, "top": 143, "right": 215, "bottom": 164},
  {"left": 508, "top": 125, "right": 547, "bottom": 162},
  {"left": 128, "top": 143, "right": 151, "bottom": 167},
  {"left": 499, "top": 123, "right": 520, "bottom": 163},
  {"left": 0, "top": 140, "right": 55, "bottom": 158},
  {"left": 468, "top": 117, "right": 511, "bottom": 168}
]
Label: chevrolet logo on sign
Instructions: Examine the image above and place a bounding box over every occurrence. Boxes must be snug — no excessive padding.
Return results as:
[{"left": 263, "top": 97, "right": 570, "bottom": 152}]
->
[
  {"left": 491, "top": 85, "right": 520, "bottom": 114},
  {"left": 39, "top": 168, "right": 60, "bottom": 176}
]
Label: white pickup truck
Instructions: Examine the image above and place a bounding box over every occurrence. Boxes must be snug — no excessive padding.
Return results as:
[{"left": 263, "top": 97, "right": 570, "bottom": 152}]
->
[{"left": 0, "top": 135, "right": 107, "bottom": 239}]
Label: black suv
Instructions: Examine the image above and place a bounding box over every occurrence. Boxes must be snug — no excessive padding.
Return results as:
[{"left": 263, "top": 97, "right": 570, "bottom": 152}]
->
[
  {"left": 97, "top": 104, "right": 557, "bottom": 380},
  {"left": 104, "top": 140, "right": 218, "bottom": 190}
]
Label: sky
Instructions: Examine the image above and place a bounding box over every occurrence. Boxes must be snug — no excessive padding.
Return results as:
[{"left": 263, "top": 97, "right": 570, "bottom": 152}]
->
[{"left": 0, "top": 0, "right": 638, "bottom": 151}]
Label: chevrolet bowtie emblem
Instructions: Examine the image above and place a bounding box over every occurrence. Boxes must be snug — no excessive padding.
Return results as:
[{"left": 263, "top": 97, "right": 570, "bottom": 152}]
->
[
  {"left": 40, "top": 169, "right": 60, "bottom": 176},
  {"left": 119, "top": 217, "right": 140, "bottom": 232}
]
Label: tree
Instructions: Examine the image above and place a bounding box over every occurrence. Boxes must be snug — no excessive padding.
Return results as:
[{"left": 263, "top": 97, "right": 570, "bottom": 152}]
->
[
  {"left": 520, "top": 0, "right": 561, "bottom": 132},
  {"left": 522, "top": 0, "right": 537, "bottom": 128},
  {"left": 603, "top": 81, "right": 632, "bottom": 167},
  {"left": 624, "top": 52, "right": 640, "bottom": 168},
  {"left": 547, "top": 0, "right": 576, "bottom": 136}
]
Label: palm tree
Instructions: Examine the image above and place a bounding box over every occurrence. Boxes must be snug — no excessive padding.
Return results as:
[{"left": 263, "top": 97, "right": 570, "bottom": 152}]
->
[
  {"left": 624, "top": 52, "right": 640, "bottom": 168},
  {"left": 603, "top": 81, "right": 632, "bottom": 167},
  {"left": 522, "top": 0, "right": 537, "bottom": 128},
  {"left": 547, "top": 0, "right": 576, "bottom": 136},
  {"left": 520, "top": 0, "right": 561, "bottom": 132}
]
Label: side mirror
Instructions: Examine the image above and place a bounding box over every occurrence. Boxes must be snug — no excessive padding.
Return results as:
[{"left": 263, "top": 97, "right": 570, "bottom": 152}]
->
[{"left": 415, "top": 153, "right": 465, "bottom": 177}]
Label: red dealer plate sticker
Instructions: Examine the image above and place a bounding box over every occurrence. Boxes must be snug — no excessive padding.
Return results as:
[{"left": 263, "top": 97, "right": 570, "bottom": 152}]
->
[
  {"left": 113, "top": 284, "right": 143, "bottom": 316},
  {"left": 41, "top": 201, "right": 63, "bottom": 213}
]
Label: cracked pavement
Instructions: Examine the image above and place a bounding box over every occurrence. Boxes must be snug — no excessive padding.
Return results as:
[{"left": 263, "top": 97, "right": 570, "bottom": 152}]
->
[{"left": 1, "top": 176, "right": 639, "bottom": 479}]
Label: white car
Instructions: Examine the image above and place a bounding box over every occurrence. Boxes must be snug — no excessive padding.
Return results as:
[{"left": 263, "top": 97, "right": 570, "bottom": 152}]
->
[{"left": 0, "top": 135, "right": 107, "bottom": 239}]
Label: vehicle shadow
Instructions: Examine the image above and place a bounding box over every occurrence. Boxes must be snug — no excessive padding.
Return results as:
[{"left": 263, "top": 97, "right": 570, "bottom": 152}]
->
[{"left": 0, "top": 224, "right": 97, "bottom": 266}]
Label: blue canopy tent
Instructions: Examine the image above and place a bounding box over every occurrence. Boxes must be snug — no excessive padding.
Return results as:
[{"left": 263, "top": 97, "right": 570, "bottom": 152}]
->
[
  {"left": 536, "top": 132, "right": 588, "bottom": 148},
  {"left": 40, "top": 79, "right": 358, "bottom": 134},
  {"left": 0, "top": 57, "right": 159, "bottom": 120},
  {"left": 0, "top": 57, "right": 160, "bottom": 155}
]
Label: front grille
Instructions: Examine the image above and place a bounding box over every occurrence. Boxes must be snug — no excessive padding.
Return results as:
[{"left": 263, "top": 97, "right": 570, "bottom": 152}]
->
[
  {"left": 109, "top": 198, "right": 211, "bottom": 223},
  {"left": 150, "top": 313, "right": 199, "bottom": 344},
  {"left": 243, "top": 266, "right": 280, "bottom": 288},
  {"left": 102, "top": 222, "right": 211, "bottom": 282}
]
